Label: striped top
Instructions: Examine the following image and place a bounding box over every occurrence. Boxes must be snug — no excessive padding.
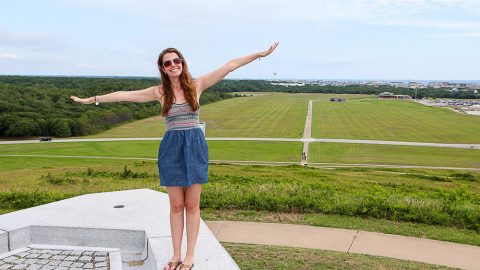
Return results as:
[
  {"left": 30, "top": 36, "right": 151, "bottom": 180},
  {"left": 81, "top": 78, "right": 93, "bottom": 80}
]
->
[{"left": 165, "top": 102, "right": 200, "bottom": 131}]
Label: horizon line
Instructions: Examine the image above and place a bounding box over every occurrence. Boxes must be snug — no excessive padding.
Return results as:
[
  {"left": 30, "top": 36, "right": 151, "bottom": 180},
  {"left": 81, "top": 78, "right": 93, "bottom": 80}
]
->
[{"left": 0, "top": 74, "right": 479, "bottom": 82}]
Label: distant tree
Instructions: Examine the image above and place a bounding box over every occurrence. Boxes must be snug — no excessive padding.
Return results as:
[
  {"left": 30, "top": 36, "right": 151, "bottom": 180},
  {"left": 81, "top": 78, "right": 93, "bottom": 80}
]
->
[
  {"left": 51, "top": 118, "right": 71, "bottom": 137},
  {"left": 5, "top": 118, "right": 40, "bottom": 137},
  {"left": 0, "top": 114, "right": 9, "bottom": 136}
]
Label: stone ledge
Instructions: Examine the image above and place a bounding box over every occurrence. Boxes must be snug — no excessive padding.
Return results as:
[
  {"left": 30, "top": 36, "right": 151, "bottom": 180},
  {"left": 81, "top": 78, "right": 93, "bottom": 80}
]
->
[{"left": 0, "top": 231, "right": 8, "bottom": 255}]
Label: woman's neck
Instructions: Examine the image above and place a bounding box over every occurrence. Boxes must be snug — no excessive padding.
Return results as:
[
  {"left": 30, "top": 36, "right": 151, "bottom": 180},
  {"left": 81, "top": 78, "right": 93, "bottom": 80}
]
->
[{"left": 171, "top": 80, "right": 181, "bottom": 91}]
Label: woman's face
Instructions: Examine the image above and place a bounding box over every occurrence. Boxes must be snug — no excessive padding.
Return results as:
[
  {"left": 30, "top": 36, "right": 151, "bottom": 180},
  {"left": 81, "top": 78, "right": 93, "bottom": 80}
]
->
[{"left": 161, "top": 52, "right": 183, "bottom": 79}]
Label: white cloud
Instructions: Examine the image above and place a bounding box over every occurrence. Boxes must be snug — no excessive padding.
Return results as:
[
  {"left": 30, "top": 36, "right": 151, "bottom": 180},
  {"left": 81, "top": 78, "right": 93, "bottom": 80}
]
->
[
  {"left": 5, "top": 0, "right": 478, "bottom": 79},
  {"left": 0, "top": 53, "right": 26, "bottom": 60},
  {"left": 59, "top": 0, "right": 480, "bottom": 30}
]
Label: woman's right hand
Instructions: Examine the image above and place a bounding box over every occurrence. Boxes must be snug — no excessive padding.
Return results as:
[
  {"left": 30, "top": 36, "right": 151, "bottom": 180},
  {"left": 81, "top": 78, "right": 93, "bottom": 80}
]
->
[{"left": 70, "top": 96, "right": 94, "bottom": 105}]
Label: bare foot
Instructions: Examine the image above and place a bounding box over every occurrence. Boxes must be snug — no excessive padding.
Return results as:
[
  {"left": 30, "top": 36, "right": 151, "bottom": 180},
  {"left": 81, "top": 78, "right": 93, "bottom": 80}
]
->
[
  {"left": 163, "top": 258, "right": 181, "bottom": 270},
  {"left": 178, "top": 256, "right": 194, "bottom": 270},
  {"left": 177, "top": 263, "right": 194, "bottom": 270}
]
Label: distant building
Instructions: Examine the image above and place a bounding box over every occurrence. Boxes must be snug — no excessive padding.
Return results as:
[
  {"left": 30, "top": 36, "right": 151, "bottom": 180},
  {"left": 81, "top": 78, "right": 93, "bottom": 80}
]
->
[
  {"left": 330, "top": 98, "right": 346, "bottom": 102},
  {"left": 270, "top": 82, "right": 305, "bottom": 87},
  {"left": 378, "top": 92, "right": 412, "bottom": 100}
]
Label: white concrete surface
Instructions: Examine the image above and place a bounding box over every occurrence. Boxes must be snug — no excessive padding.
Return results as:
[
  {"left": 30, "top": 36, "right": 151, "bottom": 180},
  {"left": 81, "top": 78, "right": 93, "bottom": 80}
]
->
[
  {"left": 0, "top": 189, "right": 240, "bottom": 270},
  {"left": 0, "top": 230, "right": 7, "bottom": 254},
  {"left": 149, "top": 234, "right": 240, "bottom": 270}
]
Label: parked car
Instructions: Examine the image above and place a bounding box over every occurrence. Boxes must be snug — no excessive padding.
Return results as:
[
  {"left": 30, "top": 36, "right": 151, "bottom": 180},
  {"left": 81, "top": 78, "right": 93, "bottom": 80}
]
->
[{"left": 39, "top": 137, "right": 52, "bottom": 142}]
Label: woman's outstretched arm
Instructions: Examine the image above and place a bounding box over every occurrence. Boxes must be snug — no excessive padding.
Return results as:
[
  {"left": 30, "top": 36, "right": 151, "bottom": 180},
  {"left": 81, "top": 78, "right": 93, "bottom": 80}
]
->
[
  {"left": 195, "top": 42, "right": 279, "bottom": 95},
  {"left": 70, "top": 86, "right": 161, "bottom": 105}
]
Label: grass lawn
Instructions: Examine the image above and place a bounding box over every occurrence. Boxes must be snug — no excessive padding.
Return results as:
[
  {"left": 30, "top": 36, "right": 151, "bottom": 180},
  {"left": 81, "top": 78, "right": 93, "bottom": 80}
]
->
[
  {"left": 208, "top": 141, "right": 301, "bottom": 162},
  {"left": 83, "top": 93, "right": 369, "bottom": 139},
  {"left": 312, "top": 98, "right": 480, "bottom": 143},
  {"left": 309, "top": 143, "right": 480, "bottom": 169},
  {"left": 3, "top": 140, "right": 479, "bottom": 168},
  {"left": 1, "top": 160, "right": 479, "bottom": 247},
  {"left": 224, "top": 243, "right": 457, "bottom": 270},
  {"left": 0, "top": 141, "right": 302, "bottom": 168}
]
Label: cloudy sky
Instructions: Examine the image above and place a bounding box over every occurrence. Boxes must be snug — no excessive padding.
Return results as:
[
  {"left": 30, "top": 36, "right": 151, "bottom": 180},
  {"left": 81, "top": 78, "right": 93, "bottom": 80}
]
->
[{"left": 1, "top": 0, "right": 479, "bottom": 80}]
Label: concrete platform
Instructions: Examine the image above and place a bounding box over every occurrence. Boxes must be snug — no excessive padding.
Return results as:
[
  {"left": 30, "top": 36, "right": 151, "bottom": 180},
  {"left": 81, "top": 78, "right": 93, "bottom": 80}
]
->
[{"left": 0, "top": 189, "right": 240, "bottom": 270}]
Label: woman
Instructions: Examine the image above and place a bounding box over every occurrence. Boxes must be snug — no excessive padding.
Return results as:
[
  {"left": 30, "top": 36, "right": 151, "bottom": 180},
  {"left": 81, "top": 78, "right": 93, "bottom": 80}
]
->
[{"left": 70, "top": 42, "right": 279, "bottom": 270}]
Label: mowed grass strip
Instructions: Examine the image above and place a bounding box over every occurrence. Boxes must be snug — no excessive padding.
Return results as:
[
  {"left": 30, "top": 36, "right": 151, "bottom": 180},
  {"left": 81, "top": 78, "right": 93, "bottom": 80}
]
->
[
  {"left": 208, "top": 141, "right": 301, "bottom": 162},
  {"left": 0, "top": 140, "right": 301, "bottom": 170},
  {"left": 200, "top": 94, "right": 306, "bottom": 138},
  {"left": 224, "top": 243, "right": 456, "bottom": 270},
  {"left": 309, "top": 143, "right": 480, "bottom": 169},
  {"left": 312, "top": 98, "right": 480, "bottom": 143},
  {"left": 2, "top": 140, "right": 479, "bottom": 169}
]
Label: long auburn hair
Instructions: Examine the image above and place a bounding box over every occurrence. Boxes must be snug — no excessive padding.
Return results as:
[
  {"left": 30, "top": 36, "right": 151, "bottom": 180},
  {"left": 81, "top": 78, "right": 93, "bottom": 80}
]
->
[{"left": 157, "top": 48, "right": 198, "bottom": 116}]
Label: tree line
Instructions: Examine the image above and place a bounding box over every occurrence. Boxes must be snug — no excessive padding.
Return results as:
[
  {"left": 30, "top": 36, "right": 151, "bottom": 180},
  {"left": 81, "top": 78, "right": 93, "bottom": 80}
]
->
[
  {"left": 209, "top": 79, "right": 480, "bottom": 99},
  {"left": 1, "top": 76, "right": 477, "bottom": 138},
  {"left": 0, "top": 76, "right": 235, "bottom": 138}
]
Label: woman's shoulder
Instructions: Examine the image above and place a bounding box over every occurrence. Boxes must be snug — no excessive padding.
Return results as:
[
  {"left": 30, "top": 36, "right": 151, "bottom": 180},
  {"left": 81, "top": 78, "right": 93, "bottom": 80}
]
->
[
  {"left": 152, "top": 85, "right": 165, "bottom": 106},
  {"left": 153, "top": 85, "right": 164, "bottom": 97}
]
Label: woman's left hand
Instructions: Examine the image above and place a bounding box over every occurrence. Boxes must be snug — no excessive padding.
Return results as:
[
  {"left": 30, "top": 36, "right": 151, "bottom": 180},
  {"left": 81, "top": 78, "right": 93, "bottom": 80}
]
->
[{"left": 259, "top": 42, "right": 279, "bottom": 58}]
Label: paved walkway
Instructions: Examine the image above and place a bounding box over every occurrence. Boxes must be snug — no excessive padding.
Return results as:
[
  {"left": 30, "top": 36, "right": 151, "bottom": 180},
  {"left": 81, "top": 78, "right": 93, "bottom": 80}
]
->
[
  {"left": 301, "top": 100, "right": 313, "bottom": 165},
  {"left": 206, "top": 221, "right": 480, "bottom": 270}
]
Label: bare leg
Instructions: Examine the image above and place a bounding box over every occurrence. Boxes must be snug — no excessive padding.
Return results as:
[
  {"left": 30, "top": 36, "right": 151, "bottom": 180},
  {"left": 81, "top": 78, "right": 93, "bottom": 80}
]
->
[
  {"left": 181, "top": 184, "right": 202, "bottom": 267},
  {"left": 165, "top": 187, "right": 185, "bottom": 270}
]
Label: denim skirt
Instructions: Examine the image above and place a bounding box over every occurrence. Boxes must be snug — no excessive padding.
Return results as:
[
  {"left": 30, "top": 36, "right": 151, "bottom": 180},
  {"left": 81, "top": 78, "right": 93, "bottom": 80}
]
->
[{"left": 158, "top": 128, "right": 208, "bottom": 187}]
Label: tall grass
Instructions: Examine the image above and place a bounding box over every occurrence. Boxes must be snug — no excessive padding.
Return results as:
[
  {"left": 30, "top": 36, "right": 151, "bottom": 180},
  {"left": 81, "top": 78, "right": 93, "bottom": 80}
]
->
[
  {"left": 1, "top": 163, "right": 479, "bottom": 232},
  {"left": 202, "top": 167, "right": 480, "bottom": 231},
  {"left": 0, "top": 190, "right": 79, "bottom": 210}
]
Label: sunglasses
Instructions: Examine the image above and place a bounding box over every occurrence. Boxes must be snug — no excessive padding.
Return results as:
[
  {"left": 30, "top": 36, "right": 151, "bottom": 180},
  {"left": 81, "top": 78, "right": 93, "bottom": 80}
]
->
[{"left": 162, "top": 57, "right": 183, "bottom": 68}]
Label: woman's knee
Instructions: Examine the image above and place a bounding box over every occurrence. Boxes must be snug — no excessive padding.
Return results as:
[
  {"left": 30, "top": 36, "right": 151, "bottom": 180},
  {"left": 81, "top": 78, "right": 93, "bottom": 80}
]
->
[
  {"left": 170, "top": 201, "right": 185, "bottom": 213},
  {"left": 184, "top": 200, "right": 200, "bottom": 213}
]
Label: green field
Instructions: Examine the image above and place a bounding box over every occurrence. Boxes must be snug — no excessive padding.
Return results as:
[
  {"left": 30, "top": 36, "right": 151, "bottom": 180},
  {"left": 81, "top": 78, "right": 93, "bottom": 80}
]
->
[
  {"left": 84, "top": 93, "right": 368, "bottom": 138},
  {"left": 1, "top": 158, "right": 479, "bottom": 246},
  {"left": 4, "top": 139, "right": 479, "bottom": 168},
  {"left": 2, "top": 92, "right": 479, "bottom": 168},
  {"left": 0, "top": 140, "right": 302, "bottom": 171},
  {"left": 312, "top": 98, "right": 480, "bottom": 143},
  {"left": 309, "top": 143, "right": 480, "bottom": 169},
  {"left": 85, "top": 94, "right": 480, "bottom": 146}
]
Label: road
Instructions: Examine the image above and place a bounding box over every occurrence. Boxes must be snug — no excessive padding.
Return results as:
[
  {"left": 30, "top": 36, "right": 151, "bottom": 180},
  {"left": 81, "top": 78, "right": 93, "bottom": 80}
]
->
[{"left": 1, "top": 137, "right": 478, "bottom": 149}]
